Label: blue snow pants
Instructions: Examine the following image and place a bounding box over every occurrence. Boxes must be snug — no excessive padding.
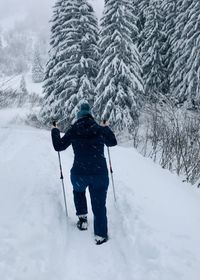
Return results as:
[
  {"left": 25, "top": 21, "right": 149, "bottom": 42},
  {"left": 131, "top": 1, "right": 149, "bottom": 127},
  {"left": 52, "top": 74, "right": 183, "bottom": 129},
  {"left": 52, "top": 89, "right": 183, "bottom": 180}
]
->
[{"left": 70, "top": 173, "right": 109, "bottom": 238}]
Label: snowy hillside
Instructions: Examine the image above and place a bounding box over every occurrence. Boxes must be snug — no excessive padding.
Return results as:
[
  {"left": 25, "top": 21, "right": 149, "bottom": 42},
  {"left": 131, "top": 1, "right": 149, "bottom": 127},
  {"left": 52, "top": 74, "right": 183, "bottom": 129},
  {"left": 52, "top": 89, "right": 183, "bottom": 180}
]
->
[
  {"left": 0, "top": 108, "right": 199, "bottom": 280},
  {"left": 0, "top": 74, "right": 43, "bottom": 95}
]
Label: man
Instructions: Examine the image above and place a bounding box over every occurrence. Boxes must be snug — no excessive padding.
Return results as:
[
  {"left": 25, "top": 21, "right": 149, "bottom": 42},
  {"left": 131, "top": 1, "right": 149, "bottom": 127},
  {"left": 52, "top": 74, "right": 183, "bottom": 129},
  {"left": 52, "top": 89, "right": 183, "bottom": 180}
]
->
[{"left": 51, "top": 103, "right": 117, "bottom": 245}]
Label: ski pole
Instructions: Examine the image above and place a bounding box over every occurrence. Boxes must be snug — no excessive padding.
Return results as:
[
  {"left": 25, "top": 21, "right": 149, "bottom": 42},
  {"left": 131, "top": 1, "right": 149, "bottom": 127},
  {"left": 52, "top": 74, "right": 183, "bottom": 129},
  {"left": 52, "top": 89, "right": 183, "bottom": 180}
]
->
[
  {"left": 107, "top": 147, "right": 117, "bottom": 202},
  {"left": 57, "top": 151, "right": 68, "bottom": 218},
  {"left": 103, "top": 120, "right": 117, "bottom": 202}
]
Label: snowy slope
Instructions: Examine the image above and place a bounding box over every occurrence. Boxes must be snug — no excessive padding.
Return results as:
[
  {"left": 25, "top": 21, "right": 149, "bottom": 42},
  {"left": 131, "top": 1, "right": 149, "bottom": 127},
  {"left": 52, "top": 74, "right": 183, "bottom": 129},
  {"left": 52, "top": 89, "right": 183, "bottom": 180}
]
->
[
  {"left": 0, "top": 74, "right": 43, "bottom": 95},
  {"left": 0, "top": 108, "right": 200, "bottom": 280}
]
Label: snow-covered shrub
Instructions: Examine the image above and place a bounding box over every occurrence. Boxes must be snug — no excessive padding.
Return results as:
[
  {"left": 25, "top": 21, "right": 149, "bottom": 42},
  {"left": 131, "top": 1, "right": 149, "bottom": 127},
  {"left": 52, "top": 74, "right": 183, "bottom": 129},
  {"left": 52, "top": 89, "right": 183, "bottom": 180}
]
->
[
  {"left": 28, "top": 92, "right": 42, "bottom": 107},
  {"left": 0, "top": 89, "right": 18, "bottom": 108},
  {"left": 26, "top": 110, "right": 44, "bottom": 129},
  {"left": 131, "top": 100, "right": 200, "bottom": 185}
]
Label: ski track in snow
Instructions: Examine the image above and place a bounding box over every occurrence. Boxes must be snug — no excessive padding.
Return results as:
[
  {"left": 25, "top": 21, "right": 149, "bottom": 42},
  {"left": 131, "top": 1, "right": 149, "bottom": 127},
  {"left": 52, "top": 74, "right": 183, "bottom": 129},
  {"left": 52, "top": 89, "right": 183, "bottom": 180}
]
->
[{"left": 0, "top": 109, "right": 200, "bottom": 280}]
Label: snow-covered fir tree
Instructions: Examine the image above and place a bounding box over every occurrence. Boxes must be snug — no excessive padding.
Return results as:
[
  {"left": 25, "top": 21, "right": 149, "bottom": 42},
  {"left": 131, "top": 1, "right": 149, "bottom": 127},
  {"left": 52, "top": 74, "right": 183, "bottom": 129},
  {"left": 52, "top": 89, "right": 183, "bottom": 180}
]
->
[
  {"left": 93, "top": 0, "right": 143, "bottom": 133},
  {"left": 161, "top": 0, "right": 176, "bottom": 85},
  {"left": 54, "top": 0, "right": 99, "bottom": 126},
  {"left": 184, "top": 0, "right": 200, "bottom": 108},
  {"left": 18, "top": 75, "right": 28, "bottom": 107},
  {"left": 170, "top": 0, "right": 200, "bottom": 107},
  {"left": 135, "top": 0, "right": 150, "bottom": 50},
  {"left": 169, "top": 0, "right": 191, "bottom": 104},
  {"left": 141, "top": 0, "right": 167, "bottom": 102},
  {"left": 44, "top": 0, "right": 80, "bottom": 127},
  {"left": 40, "top": 0, "right": 66, "bottom": 125},
  {"left": 32, "top": 46, "right": 44, "bottom": 83},
  {"left": 41, "top": 0, "right": 99, "bottom": 129}
]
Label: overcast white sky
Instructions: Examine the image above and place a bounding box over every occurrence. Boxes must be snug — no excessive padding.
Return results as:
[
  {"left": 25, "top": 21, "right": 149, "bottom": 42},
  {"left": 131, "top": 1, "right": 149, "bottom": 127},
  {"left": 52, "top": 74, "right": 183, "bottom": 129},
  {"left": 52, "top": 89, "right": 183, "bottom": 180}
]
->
[
  {"left": 0, "top": 0, "right": 53, "bottom": 19},
  {"left": 0, "top": 0, "right": 104, "bottom": 32}
]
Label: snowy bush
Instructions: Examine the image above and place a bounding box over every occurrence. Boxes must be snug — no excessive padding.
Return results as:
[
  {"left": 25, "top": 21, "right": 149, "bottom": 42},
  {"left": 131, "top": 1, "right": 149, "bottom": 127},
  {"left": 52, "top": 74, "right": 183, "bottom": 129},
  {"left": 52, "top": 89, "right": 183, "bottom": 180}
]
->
[
  {"left": 26, "top": 110, "right": 44, "bottom": 129},
  {"left": 0, "top": 89, "right": 18, "bottom": 108},
  {"left": 128, "top": 100, "right": 200, "bottom": 185}
]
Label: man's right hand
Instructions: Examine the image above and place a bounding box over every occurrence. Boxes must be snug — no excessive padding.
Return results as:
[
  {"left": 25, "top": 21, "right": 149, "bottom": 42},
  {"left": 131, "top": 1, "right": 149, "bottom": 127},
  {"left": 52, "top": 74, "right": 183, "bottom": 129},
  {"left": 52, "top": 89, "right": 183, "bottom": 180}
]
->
[
  {"left": 52, "top": 121, "right": 57, "bottom": 128},
  {"left": 101, "top": 120, "right": 109, "bottom": 127}
]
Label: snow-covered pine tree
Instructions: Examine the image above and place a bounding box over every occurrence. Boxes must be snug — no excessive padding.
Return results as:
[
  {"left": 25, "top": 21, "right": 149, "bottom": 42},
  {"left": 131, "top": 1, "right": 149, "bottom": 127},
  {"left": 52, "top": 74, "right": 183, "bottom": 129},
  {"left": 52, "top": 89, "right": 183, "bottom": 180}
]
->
[
  {"left": 141, "top": 0, "right": 167, "bottom": 102},
  {"left": 93, "top": 0, "right": 143, "bottom": 133},
  {"left": 169, "top": 0, "right": 192, "bottom": 104},
  {"left": 18, "top": 75, "right": 28, "bottom": 107},
  {"left": 184, "top": 0, "right": 200, "bottom": 108},
  {"left": 40, "top": 0, "right": 66, "bottom": 126},
  {"left": 53, "top": 0, "right": 99, "bottom": 128},
  {"left": 135, "top": 0, "right": 150, "bottom": 51},
  {"left": 170, "top": 0, "right": 200, "bottom": 107},
  {"left": 32, "top": 46, "right": 44, "bottom": 83},
  {"left": 76, "top": 0, "right": 99, "bottom": 106},
  {"left": 161, "top": 0, "right": 176, "bottom": 90},
  {"left": 41, "top": 0, "right": 99, "bottom": 129}
]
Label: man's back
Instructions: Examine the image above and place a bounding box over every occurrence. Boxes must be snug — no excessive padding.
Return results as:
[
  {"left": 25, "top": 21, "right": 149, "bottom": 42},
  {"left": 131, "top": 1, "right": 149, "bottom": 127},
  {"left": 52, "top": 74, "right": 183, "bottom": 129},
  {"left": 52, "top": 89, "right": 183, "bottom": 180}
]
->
[
  {"left": 51, "top": 103, "right": 117, "bottom": 244},
  {"left": 51, "top": 115, "right": 117, "bottom": 175}
]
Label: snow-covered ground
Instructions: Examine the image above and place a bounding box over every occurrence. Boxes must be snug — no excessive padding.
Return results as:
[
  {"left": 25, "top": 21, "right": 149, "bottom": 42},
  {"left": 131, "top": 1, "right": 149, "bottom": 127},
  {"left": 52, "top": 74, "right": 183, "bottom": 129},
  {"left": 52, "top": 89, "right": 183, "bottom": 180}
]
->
[{"left": 0, "top": 108, "right": 200, "bottom": 280}]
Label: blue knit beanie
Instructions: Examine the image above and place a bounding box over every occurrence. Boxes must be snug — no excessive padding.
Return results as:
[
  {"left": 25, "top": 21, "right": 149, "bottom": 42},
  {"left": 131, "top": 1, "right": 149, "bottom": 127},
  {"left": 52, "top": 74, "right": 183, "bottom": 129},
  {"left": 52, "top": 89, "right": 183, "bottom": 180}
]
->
[{"left": 77, "top": 103, "right": 92, "bottom": 119}]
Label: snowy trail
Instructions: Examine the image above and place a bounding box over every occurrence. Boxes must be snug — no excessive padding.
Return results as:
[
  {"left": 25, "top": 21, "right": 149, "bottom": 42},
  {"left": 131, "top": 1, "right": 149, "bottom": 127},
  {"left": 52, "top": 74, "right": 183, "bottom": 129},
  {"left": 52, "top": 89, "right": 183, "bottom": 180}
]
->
[
  {"left": 0, "top": 109, "right": 200, "bottom": 280},
  {"left": 0, "top": 125, "right": 66, "bottom": 280}
]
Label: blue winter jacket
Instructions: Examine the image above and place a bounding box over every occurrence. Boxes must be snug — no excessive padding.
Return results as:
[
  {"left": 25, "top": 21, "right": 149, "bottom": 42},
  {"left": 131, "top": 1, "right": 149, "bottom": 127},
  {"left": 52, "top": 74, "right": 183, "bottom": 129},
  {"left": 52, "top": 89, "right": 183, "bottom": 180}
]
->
[{"left": 51, "top": 115, "right": 117, "bottom": 175}]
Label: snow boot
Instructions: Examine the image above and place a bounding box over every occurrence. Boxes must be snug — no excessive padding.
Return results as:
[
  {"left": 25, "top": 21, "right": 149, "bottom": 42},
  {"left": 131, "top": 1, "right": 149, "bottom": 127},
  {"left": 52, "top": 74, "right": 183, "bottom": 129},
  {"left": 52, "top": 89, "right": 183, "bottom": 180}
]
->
[
  {"left": 77, "top": 215, "right": 88, "bottom": 231},
  {"left": 95, "top": 235, "right": 108, "bottom": 245}
]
